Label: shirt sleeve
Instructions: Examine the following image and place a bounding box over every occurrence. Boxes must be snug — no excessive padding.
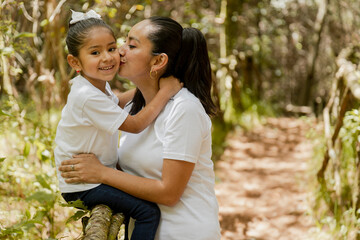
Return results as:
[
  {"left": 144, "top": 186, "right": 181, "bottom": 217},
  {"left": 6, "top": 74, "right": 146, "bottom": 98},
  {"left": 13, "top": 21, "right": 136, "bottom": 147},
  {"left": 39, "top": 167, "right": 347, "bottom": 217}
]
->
[
  {"left": 82, "top": 94, "right": 128, "bottom": 135},
  {"left": 163, "top": 101, "right": 206, "bottom": 163}
]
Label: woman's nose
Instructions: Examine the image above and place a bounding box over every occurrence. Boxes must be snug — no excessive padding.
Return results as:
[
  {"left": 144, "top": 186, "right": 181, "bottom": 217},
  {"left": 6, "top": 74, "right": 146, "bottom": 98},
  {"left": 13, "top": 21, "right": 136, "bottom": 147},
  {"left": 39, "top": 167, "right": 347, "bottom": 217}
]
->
[{"left": 118, "top": 45, "right": 126, "bottom": 56}]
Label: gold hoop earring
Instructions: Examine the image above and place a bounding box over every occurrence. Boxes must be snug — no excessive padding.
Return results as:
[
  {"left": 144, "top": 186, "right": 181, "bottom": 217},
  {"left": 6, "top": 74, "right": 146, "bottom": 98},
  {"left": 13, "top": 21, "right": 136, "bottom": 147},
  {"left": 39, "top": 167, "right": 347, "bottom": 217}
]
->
[{"left": 150, "top": 70, "right": 157, "bottom": 79}]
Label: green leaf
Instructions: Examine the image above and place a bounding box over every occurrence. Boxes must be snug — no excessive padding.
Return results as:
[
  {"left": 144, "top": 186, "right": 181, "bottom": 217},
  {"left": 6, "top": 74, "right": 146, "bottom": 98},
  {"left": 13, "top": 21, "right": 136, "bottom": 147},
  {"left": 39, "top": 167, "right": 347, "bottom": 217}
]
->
[
  {"left": 0, "top": 226, "right": 24, "bottom": 237},
  {"left": 26, "top": 191, "right": 55, "bottom": 204},
  {"left": 22, "top": 222, "right": 37, "bottom": 230},
  {"left": 1, "top": 47, "right": 14, "bottom": 56},
  {"left": 108, "top": 8, "right": 117, "bottom": 18},
  {"left": 0, "top": 157, "right": 5, "bottom": 163},
  {"left": 25, "top": 209, "right": 31, "bottom": 219},
  {"left": 41, "top": 149, "right": 51, "bottom": 161},
  {"left": 36, "top": 174, "right": 52, "bottom": 190},
  {"left": 0, "top": 110, "right": 12, "bottom": 117},
  {"left": 61, "top": 199, "right": 88, "bottom": 210},
  {"left": 23, "top": 142, "right": 31, "bottom": 157},
  {"left": 40, "top": 19, "right": 49, "bottom": 27},
  {"left": 14, "top": 32, "right": 35, "bottom": 38},
  {"left": 32, "top": 210, "right": 47, "bottom": 223},
  {"left": 66, "top": 210, "right": 88, "bottom": 224}
]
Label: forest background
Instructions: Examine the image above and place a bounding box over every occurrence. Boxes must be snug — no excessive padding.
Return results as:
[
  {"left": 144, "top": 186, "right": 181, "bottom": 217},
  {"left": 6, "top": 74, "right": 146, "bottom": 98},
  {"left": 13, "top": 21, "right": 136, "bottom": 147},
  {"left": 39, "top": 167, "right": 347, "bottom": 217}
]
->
[{"left": 1, "top": 0, "right": 360, "bottom": 239}]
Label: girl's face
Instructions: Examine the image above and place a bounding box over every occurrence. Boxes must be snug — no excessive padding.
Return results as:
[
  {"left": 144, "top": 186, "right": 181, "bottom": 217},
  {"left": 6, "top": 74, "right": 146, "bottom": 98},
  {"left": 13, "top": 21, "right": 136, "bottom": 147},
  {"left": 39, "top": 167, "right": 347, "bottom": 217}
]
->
[
  {"left": 118, "top": 20, "right": 157, "bottom": 86},
  {"left": 77, "top": 27, "right": 120, "bottom": 90}
]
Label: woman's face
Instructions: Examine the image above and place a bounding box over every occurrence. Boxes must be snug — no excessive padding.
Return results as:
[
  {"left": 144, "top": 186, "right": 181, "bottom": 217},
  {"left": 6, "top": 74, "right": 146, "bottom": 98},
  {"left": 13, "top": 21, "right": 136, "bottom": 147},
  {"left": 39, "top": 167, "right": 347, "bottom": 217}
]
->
[{"left": 118, "top": 20, "right": 157, "bottom": 85}]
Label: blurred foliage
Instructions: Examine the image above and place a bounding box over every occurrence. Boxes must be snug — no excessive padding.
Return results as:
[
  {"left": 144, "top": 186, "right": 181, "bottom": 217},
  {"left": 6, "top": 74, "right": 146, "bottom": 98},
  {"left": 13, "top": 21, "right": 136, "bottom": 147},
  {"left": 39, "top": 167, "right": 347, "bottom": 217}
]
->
[
  {"left": 309, "top": 109, "right": 360, "bottom": 240},
  {"left": 1, "top": 0, "right": 360, "bottom": 238},
  {"left": 0, "top": 95, "right": 61, "bottom": 239},
  {"left": 307, "top": 45, "right": 360, "bottom": 239}
]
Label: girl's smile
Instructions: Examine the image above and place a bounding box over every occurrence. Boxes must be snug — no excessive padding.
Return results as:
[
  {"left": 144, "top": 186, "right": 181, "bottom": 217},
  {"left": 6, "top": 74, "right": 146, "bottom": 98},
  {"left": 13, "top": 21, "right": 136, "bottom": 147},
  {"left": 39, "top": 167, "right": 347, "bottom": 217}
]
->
[
  {"left": 76, "top": 27, "right": 120, "bottom": 92},
  {"left": 98, "top": 65, "right": 116, "bottom": 71}
]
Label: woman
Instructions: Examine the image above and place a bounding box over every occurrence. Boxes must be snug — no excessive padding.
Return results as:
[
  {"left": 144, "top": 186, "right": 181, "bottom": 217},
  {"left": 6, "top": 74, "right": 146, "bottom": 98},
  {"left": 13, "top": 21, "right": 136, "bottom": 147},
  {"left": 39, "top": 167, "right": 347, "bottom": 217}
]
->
[{"left": 60, "top": 16, "right": 221, "bottom": 240}]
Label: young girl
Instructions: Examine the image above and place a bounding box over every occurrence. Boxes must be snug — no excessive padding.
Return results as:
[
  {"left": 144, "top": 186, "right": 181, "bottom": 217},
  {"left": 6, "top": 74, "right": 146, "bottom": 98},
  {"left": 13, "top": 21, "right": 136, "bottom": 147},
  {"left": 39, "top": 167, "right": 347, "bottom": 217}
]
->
[{"left": 54, "top": 10, "right": 181, "bottom": 240}]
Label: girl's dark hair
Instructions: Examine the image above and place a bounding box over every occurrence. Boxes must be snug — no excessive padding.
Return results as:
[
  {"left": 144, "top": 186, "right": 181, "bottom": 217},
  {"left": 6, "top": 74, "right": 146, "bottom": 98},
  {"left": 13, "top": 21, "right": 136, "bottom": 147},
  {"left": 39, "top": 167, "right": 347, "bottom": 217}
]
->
[
  {"left": 130, "top": 16, "right": 217, "bottom": 117},
  {"left": 66, "top": 17, "right": 115, "bottom": 57}
]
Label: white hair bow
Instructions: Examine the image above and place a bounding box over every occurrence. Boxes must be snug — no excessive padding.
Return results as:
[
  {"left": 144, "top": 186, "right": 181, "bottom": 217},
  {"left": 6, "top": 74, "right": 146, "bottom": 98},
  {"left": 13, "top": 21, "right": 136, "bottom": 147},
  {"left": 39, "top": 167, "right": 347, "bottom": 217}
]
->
[{"left": 70, "top": 9, "right": 102, "bottom": 24}]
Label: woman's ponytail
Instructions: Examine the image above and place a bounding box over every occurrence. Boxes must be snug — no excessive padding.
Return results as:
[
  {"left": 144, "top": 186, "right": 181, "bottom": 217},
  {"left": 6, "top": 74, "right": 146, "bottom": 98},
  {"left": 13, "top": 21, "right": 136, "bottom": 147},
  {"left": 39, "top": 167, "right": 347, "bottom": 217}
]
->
[{"left": 174, "top": 28, "right": 217, "bottom": 116}]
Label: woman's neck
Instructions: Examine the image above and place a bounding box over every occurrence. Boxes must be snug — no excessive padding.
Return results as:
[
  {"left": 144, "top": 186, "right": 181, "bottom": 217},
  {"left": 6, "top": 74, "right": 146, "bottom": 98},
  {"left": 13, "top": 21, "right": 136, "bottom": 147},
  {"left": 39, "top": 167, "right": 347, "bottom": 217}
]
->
[
  {"left": 139, "top": 87, "right": 158, "bottom": 105},
  {"left": 137, "top": 78, "right": 159, "bottom": 105}
]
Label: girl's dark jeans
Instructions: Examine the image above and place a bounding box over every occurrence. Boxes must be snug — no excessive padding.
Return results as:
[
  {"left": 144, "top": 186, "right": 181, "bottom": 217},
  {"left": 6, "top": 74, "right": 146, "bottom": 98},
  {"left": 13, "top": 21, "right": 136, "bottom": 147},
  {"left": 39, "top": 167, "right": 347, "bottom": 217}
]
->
[{"left": 62, "top": 184, "right": 160, "bottom": 240}]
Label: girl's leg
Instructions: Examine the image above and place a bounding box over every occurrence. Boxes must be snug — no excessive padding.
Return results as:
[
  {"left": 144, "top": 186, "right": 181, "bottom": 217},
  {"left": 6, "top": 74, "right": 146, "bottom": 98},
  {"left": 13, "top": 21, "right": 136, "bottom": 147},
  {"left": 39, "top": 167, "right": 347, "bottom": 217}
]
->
[{"left": 63, "top": 184, "right": 160, "bottom": 240}]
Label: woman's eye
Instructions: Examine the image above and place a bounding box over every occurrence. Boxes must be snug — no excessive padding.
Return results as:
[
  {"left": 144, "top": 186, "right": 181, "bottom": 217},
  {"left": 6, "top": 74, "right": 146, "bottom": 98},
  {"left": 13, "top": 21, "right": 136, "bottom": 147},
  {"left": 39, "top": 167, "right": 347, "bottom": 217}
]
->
[{"left": 128, "top": 45, "right": 135, "bottom": 49}]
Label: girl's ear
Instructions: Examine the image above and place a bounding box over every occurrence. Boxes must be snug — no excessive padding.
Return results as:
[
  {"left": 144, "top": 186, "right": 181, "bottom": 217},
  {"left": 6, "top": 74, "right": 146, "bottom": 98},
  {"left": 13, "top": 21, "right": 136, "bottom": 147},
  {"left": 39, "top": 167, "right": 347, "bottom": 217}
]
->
[
  {"left": 151, "top": 53, "right": 168, "bottom": 73},
  {"left": 67, "top": 54, "right": 81, "bottom": 72}
]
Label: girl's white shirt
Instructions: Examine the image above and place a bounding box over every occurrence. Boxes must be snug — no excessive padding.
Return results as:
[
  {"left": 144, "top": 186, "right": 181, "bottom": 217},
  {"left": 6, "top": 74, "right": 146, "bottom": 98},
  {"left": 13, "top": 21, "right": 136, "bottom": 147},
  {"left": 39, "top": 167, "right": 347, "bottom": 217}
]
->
[
  {"left": 118, "top": 88, "right": 221, "bottom": 240},
  {"left": 55, "top": 75, "right": 128, "bottom": 193}
]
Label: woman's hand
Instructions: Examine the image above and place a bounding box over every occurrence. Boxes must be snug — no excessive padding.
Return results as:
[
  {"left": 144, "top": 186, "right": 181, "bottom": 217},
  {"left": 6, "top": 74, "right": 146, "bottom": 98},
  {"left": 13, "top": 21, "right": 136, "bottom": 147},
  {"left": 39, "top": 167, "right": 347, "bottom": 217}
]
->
[
  {"left": 159, "top": 76, "right": 183, "bottom": 98},
  {"left": 58, "top": 153, "right": 105, "bottom": 184}
]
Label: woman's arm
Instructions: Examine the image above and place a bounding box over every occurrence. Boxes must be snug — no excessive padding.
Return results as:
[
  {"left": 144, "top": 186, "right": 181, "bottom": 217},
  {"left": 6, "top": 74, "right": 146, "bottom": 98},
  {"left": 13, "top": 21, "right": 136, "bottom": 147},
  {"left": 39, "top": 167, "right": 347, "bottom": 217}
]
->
[{"left": 59, "top": 154, "right": 194, "bottom": 206}]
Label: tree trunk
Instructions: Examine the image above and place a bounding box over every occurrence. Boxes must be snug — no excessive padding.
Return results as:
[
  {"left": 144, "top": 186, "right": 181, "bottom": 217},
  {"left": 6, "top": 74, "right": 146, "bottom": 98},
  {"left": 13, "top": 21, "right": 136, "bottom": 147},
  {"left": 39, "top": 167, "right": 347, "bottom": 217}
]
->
[
  {"left": 0, "top": 3, "right": 13, "bottom": 96},
  {"left": 222, "top": 0, "right": 244, "bottom": 111},
  {"left": 301, "top": 0, "right": 329, "bottom": 106}
]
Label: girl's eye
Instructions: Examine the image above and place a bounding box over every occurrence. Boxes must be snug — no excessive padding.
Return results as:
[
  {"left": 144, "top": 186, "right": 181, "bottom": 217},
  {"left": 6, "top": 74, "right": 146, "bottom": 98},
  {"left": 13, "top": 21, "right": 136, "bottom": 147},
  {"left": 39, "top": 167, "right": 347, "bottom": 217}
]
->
[
  {"left": 109, "top": 47, "right": 116, "bottom": 52},
  {"left": 128, "top": 45, "right": 135, "bottom": 49},
  {"left": 91, "top": 51, "right": 100, "bottom": 55}
]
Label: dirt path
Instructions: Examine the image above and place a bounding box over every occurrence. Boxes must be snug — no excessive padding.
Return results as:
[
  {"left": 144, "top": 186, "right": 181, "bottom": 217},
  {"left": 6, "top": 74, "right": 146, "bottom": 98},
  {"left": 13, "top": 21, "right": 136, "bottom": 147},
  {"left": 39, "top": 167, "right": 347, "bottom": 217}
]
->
[{"left": 215, "top": 117, "right": 316, "bottom": 240}]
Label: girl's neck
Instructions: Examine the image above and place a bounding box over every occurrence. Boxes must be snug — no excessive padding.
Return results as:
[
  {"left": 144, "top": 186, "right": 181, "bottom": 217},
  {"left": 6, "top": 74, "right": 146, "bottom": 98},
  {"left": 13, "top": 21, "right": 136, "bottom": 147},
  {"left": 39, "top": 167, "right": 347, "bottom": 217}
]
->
[{"left": 81, "top": 74, "right": 107, "bottom": 94}]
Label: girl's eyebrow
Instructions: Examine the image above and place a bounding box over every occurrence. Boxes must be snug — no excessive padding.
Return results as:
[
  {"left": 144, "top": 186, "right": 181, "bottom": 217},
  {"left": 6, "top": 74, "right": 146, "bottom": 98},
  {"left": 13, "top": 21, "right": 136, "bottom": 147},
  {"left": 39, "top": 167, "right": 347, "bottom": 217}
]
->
[
  {"left": 107, "top": 41, "right": 117, "bottom": 46},
  {"left": 87, "top": 41, "right": 117, "bottom": 50}
]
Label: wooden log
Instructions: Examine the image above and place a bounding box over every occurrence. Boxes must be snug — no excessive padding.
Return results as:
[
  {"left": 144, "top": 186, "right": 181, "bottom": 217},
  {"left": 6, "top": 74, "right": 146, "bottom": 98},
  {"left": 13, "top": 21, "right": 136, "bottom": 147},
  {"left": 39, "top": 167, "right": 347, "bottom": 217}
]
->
[
  {"left": 107, "top": 213, "right": 125, "bottom": 240},
  {"left": 80, "top": 205, "right": 125, "bottom": 240},
  {"left": 317, "top": 88, "right": 351, "bottom": 184},
  {"left": 317, "top": 46, "right": 360, "bottom": 182},
  {"left": 83, "top": 204, "right": 112, "bottom": 240},
  {"left": 336, "top": 48, "right": 360, "bottom": 100}
]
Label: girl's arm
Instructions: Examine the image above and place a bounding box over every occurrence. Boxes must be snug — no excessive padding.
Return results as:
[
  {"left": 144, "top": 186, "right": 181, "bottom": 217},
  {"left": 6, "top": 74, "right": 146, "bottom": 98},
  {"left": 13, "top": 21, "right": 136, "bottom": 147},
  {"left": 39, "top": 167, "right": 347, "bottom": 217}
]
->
[
  {"left": 119, "top": 76, "right": 182, "bottom": 133},
  {"left": 117, "top": 88, "right": 136, "bottom": 109},
  {"left": 59, "top": 154, "right": 194, "bottom": 206}
]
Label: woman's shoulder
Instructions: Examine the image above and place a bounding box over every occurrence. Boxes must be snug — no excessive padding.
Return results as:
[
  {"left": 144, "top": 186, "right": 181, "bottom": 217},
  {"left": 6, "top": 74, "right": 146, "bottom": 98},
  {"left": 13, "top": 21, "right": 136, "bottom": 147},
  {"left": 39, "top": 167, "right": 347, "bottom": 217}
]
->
[
  {"left": 171, "top": 88, "right": 203, "bottom": 109},
  {"left": 164, "top": 88, "right": 210, "bottom": 121},
  {"left": 154, "top": 88, "right": 211, "bottom": 139}
]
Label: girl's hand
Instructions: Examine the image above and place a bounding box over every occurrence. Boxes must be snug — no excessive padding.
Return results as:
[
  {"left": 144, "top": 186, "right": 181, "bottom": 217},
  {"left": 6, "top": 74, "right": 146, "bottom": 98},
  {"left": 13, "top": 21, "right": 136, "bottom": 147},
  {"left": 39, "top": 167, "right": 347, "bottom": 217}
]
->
[
  {"left": 58, "top": 153, "right": 105, "bottom": 184},
  {"left": 159, "top": 76, "right": 183, "bottom": 98}
]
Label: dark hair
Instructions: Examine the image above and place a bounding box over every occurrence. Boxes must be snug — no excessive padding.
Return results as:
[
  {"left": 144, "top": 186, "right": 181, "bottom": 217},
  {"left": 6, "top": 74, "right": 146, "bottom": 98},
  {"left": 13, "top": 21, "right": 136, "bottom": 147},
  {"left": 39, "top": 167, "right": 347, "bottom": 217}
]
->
[
  {"left": 66, "top": 17, "right": 115, "bottom": 57},
  {"left": 174, "top": 27, "right": 217, "bottom": 116},
  {"left": 147, "top": 16, "right": 182, "bottom": 77},
  {"left": 130, "top": 17, "right": 217, "bottom": 117}
]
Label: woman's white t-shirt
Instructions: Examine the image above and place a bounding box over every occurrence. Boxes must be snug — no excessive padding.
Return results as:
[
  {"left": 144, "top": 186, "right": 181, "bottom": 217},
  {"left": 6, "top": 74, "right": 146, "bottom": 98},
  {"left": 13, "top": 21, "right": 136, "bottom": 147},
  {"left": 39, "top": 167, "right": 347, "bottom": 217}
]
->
[
  {"left": 55, "top": 75, "right": 128, "bottom": 193},
  {"left": 118, "top": 88, "right": 221, "bottom": 240}
]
